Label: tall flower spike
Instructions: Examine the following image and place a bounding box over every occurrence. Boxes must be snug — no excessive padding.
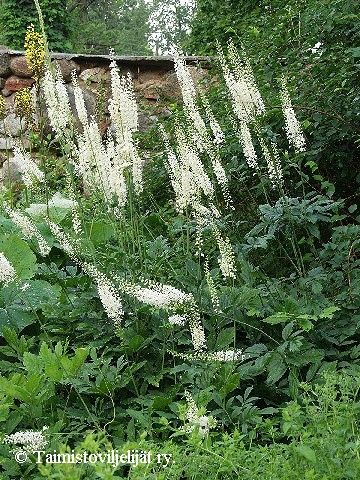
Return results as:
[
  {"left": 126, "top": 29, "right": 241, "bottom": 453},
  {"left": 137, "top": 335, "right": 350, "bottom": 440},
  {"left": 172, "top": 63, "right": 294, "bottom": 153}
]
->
[
  {"left": 0, "top": 252, "right": 16, "bottom": 285},
  {"left": 12, "top": 144, "right": 44, "bottom": 187},
  {"left": 258, "top": 136, "right": 283, "bottom": 187},
  {"left": 237, "top": 121, "right": 258, "bottom": 170},
  {"left": 42, "top": 66, "right": 72, "bottom": 138},
  {"left": 204, "top": 260, "right": 222, "bottom": 314},
  {"left": 109, "top": 61, "right": 143, "bottom": 196},
  {"left": 212, "top": 224, "right": 236, "bottom": 279},
  {"left": 24, "top": 24, "right": 45, "bottom": 81},
  {"left": 175, "top": 124, "right": 214, "bottom": 209},
  {"left": 82, "top": 263, "right": 123, "bottom": 328},
  {"left": 279, "top": 77, "right": 306, "bottom": 153},
  {"left": 5, "top": 206, "right": 50, "bottom": 256},
  {"left": 72, "top": 72, "right": 88, "bottom": 126},
  {"left": 218, "top": 41, "right": 265, "bottom": 124},
  {"left": 173, "top": 51, "right": 207, "bottom": 141},
  {"left": 48, "top": 221, "right": 78, "bottom": 258}
]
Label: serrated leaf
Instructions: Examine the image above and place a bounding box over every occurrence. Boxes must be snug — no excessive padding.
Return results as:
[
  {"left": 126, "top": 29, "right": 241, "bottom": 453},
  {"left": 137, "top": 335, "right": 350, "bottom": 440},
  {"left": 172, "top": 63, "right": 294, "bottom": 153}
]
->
[{"left": 263, "top": 312, "right": 292, "bottom": 324}]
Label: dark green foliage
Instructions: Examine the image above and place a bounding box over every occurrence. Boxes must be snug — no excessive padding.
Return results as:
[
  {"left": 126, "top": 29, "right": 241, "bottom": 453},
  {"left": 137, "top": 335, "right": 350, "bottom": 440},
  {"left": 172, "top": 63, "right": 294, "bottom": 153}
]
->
[
  {"left": 188, "top": 0, "right": 360, "bottom": 199},
  {"left": 0, "top": 0, "right": 72, "bottom": 50},
  {"left": 68, "top": 0, "right": 152, "bottom": 55}
]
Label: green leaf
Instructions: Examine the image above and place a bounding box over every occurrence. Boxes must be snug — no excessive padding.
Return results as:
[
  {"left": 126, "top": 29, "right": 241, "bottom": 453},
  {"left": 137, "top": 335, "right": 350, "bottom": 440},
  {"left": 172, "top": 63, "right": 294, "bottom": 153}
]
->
[
  {"left": 319, "top": 306, "right": 340, "bottom": 319},
  {"left": 348, "top": 204, "right": 357, "bottom": 213},
  {"left": 87, "top": 222, "right": 116, "bottom": 245},
  {"left": 216, "top": 327, "right": 234, "bottom": 349},
  {"left": 263, "top": 312, "right": 292, "bottom": 325},
  {"left": 266, "top": 353, "right": 287, "bottom": 384},
  {"left": 0, "top": 234, "right": 37, "bottom": 280},
  {"left": 294, "top": 445, "right": 316, "bottom": 463}
]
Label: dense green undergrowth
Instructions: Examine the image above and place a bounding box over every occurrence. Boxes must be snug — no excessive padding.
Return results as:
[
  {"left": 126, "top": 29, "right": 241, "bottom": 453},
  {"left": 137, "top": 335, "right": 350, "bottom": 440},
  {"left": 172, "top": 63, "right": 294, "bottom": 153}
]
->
[{"left": 0, "top": 2, "right": 359, "bottom": 478}]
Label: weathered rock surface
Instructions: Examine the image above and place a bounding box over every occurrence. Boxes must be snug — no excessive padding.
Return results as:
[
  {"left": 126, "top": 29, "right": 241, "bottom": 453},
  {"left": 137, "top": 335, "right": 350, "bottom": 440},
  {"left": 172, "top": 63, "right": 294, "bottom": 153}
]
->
[
  {"left": 4, "top": 75, "right": 34, "bottom": 93},
  {"left": 10, "top": 56, "right": 32, "bottom": 77},
  {"left": 54, "top": 58, "right": 80, "bottom": 82},
  {"left": 0, "top": 113, "right": 22, "bottom": 137},
  {"left": 0, "top": 50, "right": 212, "bottom": 170},
  {"left": 0, "top": 54, "right": 11, "bottom": 76}
]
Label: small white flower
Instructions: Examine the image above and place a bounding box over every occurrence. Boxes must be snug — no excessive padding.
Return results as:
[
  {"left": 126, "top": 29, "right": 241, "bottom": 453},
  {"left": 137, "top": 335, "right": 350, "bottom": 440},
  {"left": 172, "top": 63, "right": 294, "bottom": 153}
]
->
[
  {"left": 5, "top": 206, "right": 51, "bottom": 256},
  {"left": 0, "top": 252, "right": 16, "bottom": 285},
  {"left": 82, "top": 263, "right": 123, "bottom": 328},
  {"left": 279, "top": 77, "right": 306, "bottom": 153},
  {"left": 168, "top": 314, "right": 187, "bottom": 326},
  {"left": 3, "top": 428, "right": 48, "bottom": 454},
  {"left": 12, "top": 145, "right": 44, "bottom": 187}
]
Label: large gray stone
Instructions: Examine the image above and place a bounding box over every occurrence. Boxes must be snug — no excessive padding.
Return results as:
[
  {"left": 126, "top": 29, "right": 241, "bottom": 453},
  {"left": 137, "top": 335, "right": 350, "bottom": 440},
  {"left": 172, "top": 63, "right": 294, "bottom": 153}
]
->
[
  {"left": 10, "top": 56, "right": 32, "bottom": 77},
  {"left": 66, "top": 83, "right": 96, "bottom": 129},
  {"left": 4, "top": 75, "right": 34, "bottom": 93},
  {"left": 0, "top": 113, "right": 22, "bottom": 137},
  {"left": 0, "top": 54, "right": 11, "bottom": 76},
  {"left": 54, "top": 58, "right": 80, "bottom": 82}
]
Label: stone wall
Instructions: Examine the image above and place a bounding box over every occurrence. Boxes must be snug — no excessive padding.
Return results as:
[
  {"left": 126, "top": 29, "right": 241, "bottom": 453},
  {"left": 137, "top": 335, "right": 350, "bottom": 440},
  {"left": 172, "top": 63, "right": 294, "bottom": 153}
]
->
[{"left": 0, "top": 50, "right": 212, "bottom": 152}]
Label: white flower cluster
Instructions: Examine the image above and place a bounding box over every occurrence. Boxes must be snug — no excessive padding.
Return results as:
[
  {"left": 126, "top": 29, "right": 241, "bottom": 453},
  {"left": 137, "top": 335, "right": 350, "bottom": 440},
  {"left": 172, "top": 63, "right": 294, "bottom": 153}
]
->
[
  {"left": 83, "top": 263, "right": 123, "bottom": 329},
  {"left": 12, "top": 145, "right": 44, "bottom": 187},
  {"left": 204, "top": 261, "right": 222, "bottom": 314},
  {"left": 161, "top": 124, "right": 214, "bottom": 213},
  {"left": 174, "top": 53, "right": 207, "bottom": 141},
  {"left": 259, "top": 137, "right": 283, "bottom": 187},
  {"left": 212, "top": 224, "right": 237, "bottom": 280},
  {"left": 4, "top": 206, "right": 51, "bottom": 256},
  {"left": 218, "top": 42, "right": 265, "bottom": 173},
  {"left": 3, "top": 427, "right": 48, "bottom": 453},
  {"left": 182, "top": 391, "right": 216, "bottom": 437},
  {"left": 237, "top": 121, "right": 258, "bottom": 170},
  {"left": 172, "top": 53, "right": 230, "bottom": 209},
  {"left": 116, "top": 275, "right": 207, "bottom": 351},
  {"left": 48, "top": 221, "right": 77, "bottom": 258},
  {"left": 175, "top": 349, "right": 245, "bottom": 363},
  {"left": 116, "top": 277, "right": 193, "bottom": 309},
  {"left": 279, "top": 77, "right": 306, "bottom": 153},
  {"left": 70, "top": 66, "right": 142, "bottom": 208},
  {"left": 42, "top": 67, "right": 72, "bottom": 138},
  {"left": 168, "top": 314, "right": 187, "bottom": 326},
  {"left": 0, "top": 252, "right": 16, "bottom": 285},
  {"left": 219, "top": 41, "right": 265, "bottom": 124},
  {"left": 109, "top": 61, "right": 144, "bottom": 196}
]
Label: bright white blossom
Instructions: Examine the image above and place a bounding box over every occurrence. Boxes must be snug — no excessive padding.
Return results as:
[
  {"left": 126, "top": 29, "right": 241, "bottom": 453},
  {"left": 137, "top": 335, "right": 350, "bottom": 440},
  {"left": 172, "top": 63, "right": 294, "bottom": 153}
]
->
[
  {"left": 12, "top": 145, "right": 44, "bottom": 187},
  {"left": 42, "top": 67, "right": 72, "bottom": 137},
  {"left": 83, "top": 263, "right": 123, "bottom": 328},
  {"left": 3, "top": 427, "right": 48, "bottom": 454},
  {"left": 237, "top": 121, "right": 258, "bottom": 169},
  {"left": 48, "top": 221, "right": 77, "bottom": 258},
  {"left": 174, "top": 52, "right": 207, "bottom": 141},
  {"left": 117, "top": 279, "right": 193, "bottom": 308},
  {"left": 212, "top": 225, "right": 236, "bottom": 279},
  {"left": 279, "top": 77, "right": 306, "bottom": 153},
  {"left": 175, "top": 349, "right": 246, "bottom": 363},
  {"left": 219, "top": 41, "right": 265, "bottom": 123},
  {"left": 72, "top": 72, "right": 88, "bottom": 126},
  {"left": 182, "top": 391, "right": 216, "bottom": 437},
  {"left": 109, "top": 60, "right": 143, "bottom": 195},
  {"left": 0, "top": 252, "right": 16, "bottom": 285},
  {"left": 5, "top": 206, "right": 51, "bottom": 256},
  {"left": 168, "top": 314, "right": 187, "bottom": 326}
]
